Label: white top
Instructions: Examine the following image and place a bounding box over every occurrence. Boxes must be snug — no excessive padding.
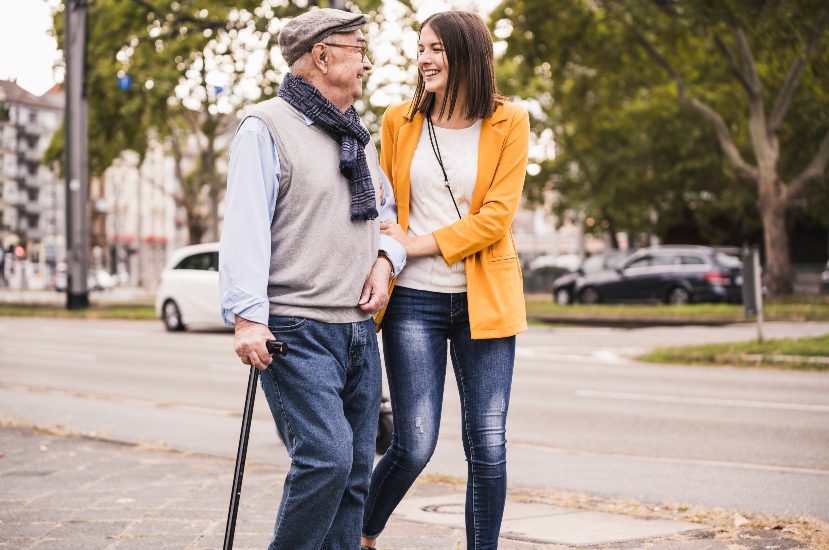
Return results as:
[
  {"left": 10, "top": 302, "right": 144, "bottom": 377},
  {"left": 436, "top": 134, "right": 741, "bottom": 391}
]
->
[{"left": 396, "top": 119, "right": 482, "bottom": 293}]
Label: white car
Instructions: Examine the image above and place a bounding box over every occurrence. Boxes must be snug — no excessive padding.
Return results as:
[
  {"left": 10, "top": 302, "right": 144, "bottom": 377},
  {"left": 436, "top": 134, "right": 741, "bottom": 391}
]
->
[{"left": 155, "top": 242, "right": 223, "bottom": 331}]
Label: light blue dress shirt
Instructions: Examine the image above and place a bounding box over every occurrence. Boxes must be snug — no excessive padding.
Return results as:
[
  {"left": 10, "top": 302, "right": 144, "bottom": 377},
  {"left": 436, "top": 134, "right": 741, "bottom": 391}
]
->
[{"left": 219, "top": 116, "right": 406, "bottom": 326}]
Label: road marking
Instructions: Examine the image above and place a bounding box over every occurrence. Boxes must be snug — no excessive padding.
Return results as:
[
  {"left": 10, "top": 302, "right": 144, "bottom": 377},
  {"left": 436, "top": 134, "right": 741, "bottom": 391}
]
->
[
  {"left": 576, "top": 389, "right": 829, "bottom": 413},
  {"left": 0, "top": 347, "right": 96, "bottom": 361},
  {"left": 0, "top": 382, "right": 240, "bottom": 417},
  {"left": 516, "top": 349, "right": 631, "bottom": 364},
  {"left": 508, "top": 441, "right": 829, "bottom": 477}
]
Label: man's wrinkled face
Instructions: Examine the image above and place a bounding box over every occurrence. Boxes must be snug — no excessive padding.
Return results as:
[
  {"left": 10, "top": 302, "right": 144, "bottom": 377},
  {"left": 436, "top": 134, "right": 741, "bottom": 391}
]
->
[{"left": 321, "top": 30, "right": 372, "bottom": 104}]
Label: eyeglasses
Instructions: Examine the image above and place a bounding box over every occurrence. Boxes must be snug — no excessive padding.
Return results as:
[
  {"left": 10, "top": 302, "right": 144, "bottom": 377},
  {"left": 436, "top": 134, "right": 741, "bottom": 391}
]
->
[{"left": 323, "top": 42, "right": 370, "bottom": 62}]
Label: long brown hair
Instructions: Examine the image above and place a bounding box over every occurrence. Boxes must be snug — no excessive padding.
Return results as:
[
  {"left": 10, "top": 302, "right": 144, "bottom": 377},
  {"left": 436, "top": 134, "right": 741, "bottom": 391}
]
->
[{"left": 406, "top": 11, "right": 502, "bottom": 122}]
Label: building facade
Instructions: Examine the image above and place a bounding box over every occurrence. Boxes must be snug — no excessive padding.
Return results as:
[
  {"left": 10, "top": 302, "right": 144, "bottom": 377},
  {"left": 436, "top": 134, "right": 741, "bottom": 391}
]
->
[
  {"left": 103, "top": 143, "right": 183, "bottom": 291},
  {"left": 0, "top": 80, "right": 64, "bottom": 288}
]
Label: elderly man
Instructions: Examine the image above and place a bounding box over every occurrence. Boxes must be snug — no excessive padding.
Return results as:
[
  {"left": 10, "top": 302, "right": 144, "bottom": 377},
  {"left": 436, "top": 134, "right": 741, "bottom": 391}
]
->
[{"left": 219, "top": 8, "right": 405, "bottom": 550}]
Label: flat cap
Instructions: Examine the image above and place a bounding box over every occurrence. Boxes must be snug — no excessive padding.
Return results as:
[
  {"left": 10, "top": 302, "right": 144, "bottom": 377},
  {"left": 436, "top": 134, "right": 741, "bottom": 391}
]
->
[{"left": 279, "top": 8, "right": 368, "bottom": 67}]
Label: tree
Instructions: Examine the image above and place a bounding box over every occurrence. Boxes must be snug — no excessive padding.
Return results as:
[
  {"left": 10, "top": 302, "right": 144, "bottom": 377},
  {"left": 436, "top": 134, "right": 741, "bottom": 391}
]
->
[
  {"left": 493, "top": 0, "right": 829, "bottom": 295},
  {"left": 49, "top": 0, "right": 417, "bottom": 244}
]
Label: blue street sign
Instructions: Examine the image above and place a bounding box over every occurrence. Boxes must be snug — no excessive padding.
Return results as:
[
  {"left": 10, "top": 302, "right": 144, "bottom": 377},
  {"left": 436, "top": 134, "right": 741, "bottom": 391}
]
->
[{"left": 117, "top": 75, "right": 132, "bottom": 90}]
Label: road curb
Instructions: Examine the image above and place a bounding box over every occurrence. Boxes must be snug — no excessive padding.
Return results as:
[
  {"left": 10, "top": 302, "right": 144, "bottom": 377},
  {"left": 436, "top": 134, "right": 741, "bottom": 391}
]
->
[{"left": 528, "top": 313, "right": 737, "bottom": 327}]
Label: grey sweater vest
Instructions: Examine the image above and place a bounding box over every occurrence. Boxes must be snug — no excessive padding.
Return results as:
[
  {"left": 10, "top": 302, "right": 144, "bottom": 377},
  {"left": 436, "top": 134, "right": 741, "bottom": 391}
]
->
[{"left": 244, "top": 97, "right": 381, "bottom": 323}]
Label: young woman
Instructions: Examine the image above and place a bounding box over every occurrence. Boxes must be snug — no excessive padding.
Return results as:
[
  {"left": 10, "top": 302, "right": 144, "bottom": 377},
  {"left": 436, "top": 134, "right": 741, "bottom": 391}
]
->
[{"left": 361, "top": 11, "right": 530, "bottom": 550}]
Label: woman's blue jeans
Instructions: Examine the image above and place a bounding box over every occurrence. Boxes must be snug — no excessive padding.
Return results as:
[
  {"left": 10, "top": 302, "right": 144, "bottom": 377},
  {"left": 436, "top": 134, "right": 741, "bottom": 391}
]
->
[{"left": 363, "top": 286, "right": 516, "bottom": 549}]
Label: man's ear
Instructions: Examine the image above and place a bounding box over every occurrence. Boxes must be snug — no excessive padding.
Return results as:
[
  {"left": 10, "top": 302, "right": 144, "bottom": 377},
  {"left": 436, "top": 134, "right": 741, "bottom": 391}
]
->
[{"left": 311, "top": 43, "right": 328, "bottom": 74}]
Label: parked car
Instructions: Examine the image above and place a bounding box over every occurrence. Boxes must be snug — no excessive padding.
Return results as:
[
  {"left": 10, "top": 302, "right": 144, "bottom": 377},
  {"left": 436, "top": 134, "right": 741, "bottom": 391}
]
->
[
  {"left": 552, "top": 250, "right": 628, "bottom": 305},
  {"left": 572, "top": 245, "right": 743, "bottom": 305},
  {"left": 155, "top": 242, "right": 222, "bottom": 331},
  {"left": 54, "top": 262, "right": 117, "bottom": 292},
  {"left": 523, "top": 264, "right": 571, "bottom": 294},
  {"left": 821, "top": 260, "right": 829, "bottom": 295}
]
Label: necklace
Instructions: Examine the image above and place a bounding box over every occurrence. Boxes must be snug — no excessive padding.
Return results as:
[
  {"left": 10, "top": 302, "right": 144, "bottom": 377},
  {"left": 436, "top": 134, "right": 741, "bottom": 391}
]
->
[{"left": 426, "top": 105, "right": 463, "bottom": 220}]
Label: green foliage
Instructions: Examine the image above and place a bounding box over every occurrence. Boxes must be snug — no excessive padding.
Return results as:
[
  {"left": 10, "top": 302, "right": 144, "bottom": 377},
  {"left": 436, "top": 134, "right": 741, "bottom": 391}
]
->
[
  {"left": 48, "top": 0, "right": 415, "bottom": 178},
  {"left": 46, "top": 0, "right": 416, "bottom": 242},
  {"left": 492, "top": 0, "right": 829, "bottom": 245}
]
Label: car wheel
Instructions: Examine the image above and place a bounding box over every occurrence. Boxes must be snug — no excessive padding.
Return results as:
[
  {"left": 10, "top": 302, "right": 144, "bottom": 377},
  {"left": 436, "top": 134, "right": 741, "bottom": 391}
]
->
[
  {"left": 555, "top": 288, "right": 572, "bottom": 305},
  {"left": 162, "top": 299, "right": 186, "bottom": 331},
  {"left": 667, "top": 287, "right": 691, "bottom": 305},
  {"left": 580, "top": 287, "right": 600, "bottom": 305}
]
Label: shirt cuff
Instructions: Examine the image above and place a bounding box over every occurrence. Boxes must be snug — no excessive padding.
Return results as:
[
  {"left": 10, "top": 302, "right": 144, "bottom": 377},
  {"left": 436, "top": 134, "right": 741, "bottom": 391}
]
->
[
  {"left": 379, "top": 234, "right": 406, "bottom": 277},
  {"left": 221, "top": 285, "right": 270, "bottom": 326}
]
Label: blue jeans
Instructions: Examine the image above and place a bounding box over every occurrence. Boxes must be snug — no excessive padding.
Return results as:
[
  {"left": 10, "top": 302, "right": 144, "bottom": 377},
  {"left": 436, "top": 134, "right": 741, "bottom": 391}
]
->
[
  {"left": 259, "top": 316, "right": 381, "bottom": 550},
  {"left": 362, "top": 287, "right": 516, "bottom": 549}
]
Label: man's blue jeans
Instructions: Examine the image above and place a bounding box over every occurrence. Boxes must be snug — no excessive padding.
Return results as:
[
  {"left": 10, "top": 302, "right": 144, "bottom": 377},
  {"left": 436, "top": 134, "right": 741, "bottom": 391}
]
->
[
  {"left": 259, "top": 316, "right": 380, "bottom": 550},
  {"left": 362, "top": 287, "right": 516, "bottom": 549}
]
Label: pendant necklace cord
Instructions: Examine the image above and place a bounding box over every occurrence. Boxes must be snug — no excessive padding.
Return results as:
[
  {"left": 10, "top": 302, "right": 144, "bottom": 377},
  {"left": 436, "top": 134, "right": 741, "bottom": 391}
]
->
[{"left": 426, "top": 105, "right": 463, "bottom": 220}]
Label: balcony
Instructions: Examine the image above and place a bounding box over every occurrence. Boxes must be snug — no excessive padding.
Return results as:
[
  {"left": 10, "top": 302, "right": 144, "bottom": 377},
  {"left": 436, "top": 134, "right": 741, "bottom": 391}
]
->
[
  {"left": 21, "top": 175, "right": 41, "bottom": 190},
  {"left": 20, "top": 227, "right": 43, "bottom": 241},
  {"left": 22, "top": 144, "right": 41, "bottom": 163},
  {"left": 23, "top": 200, "right": 42, "bottom": 214}
]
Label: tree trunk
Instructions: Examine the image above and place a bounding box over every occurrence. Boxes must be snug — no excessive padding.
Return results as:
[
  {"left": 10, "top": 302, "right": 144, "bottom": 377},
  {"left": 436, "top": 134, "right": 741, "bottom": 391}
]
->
[
  {"left": 187, "top": 214, "right": 206, "bottom": 245},
  {"left": 759, "top": 194, "right": 793, "bottom": 296},
  {"left": 200, "top": 130, "right": 220, "bottom": 242},
  {"left": 88, "top": 176, "right": 108, "bottom": 266}
]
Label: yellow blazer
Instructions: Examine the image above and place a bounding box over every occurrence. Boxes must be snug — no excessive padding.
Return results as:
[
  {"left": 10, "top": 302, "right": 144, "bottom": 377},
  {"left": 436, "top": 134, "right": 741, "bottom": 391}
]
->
[{"left": 380, "top": 99, "right": 530, "bottom": 339}]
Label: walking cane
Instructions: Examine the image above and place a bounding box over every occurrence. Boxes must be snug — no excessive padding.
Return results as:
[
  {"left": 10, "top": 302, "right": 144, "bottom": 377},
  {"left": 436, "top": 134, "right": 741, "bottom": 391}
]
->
[{"left": 223, "top": 339, "right": 288, "bottom": 550}]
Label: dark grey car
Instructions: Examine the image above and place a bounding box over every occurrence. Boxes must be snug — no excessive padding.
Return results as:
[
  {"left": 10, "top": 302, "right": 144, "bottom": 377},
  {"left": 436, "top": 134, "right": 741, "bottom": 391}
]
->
[
  {"left": 552, "top": 251, "right": 628, "bottom": 305},
  {"left": 573, "top": 245, "right": 743, "bottom": 305}
]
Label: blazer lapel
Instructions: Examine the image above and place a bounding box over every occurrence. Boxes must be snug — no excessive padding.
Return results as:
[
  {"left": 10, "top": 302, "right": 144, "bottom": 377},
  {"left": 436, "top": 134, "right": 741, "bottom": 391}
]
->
[
  {"left": 393, "top": 113, "right": 424, "bottom": 231},
  {"left": 470, "top": 107, "right": 509, "bottom": 212}
]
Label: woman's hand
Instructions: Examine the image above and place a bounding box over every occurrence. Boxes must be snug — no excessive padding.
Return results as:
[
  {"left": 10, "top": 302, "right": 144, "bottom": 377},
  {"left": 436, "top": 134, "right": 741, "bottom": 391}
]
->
[
  {"left": 380, "top": 222, "right": 409, "bottom": 247},
  {"left": 380, "top": 222, "right": 440, "bottom": 257}
]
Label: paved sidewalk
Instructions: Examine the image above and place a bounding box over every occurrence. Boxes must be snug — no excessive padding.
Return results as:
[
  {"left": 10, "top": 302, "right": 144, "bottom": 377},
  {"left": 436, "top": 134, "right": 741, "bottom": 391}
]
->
[{"left": 0, "top": 425, "right": 807, "bottom": 550}]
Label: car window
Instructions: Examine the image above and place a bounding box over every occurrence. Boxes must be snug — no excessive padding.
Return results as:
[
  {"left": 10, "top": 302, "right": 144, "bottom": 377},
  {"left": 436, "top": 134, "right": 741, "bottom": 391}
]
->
[
  {"left": 211, "top": 252, "right": 219, "bottom": 271},
  {"left": 605, "top": 252, "right": 626, "bottom": 268},
  {"left": 680, "top": 255, "right": 706, "bottom": 265},
  {"left": 625, "top": 256, "right": 651, "bottom": 269},
  {"left": 651, "top": 254, "right": 679, "bottom": 266},
  {"left": 715, "top": 252, "right": 742, "bottom": 269},
  {"left": 582, "top": 255, "right": 605, "bottom": 273},
  {"left": 174, "top": 252, "right": 215, "bottom": 271}
]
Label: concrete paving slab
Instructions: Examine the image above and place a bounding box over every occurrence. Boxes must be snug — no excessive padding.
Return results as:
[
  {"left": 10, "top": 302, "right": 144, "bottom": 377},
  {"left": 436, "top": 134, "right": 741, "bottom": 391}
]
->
[
  {"left": 5, "top": 425, "right": 817, "bottom": 549},
  {"left": 395, "top": 494, "right": 705, "bottom": 547}
]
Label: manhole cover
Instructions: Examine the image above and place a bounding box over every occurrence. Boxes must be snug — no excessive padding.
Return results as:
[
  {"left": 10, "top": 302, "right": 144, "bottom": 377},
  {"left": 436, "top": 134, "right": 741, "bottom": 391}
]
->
[{"left": 422, "top": 503, "right": 464, "bottom": 515}]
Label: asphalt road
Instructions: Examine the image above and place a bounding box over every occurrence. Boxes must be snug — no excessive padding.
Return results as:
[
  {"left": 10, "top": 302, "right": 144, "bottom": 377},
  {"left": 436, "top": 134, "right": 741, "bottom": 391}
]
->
[{"left": 1, "top": 317, "right": 827, "bottom": 521}]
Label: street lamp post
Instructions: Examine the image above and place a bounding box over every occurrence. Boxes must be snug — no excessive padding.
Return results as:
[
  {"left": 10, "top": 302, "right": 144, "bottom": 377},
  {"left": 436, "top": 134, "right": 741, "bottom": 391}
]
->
[{"left": 64, "top": 0, "right": 90, "bottom": 309}]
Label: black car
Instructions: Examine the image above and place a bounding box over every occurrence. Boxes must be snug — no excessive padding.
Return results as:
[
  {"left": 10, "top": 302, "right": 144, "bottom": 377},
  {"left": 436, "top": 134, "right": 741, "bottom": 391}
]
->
[
  {"left": 552, "top": 251, "right": 628, "bottom": 305},
  {"left": 821, "top": 260, "right": 829, "bottom": 295},
  {"left": 573, "top": 245, "right": 743, "bottom": 305}
]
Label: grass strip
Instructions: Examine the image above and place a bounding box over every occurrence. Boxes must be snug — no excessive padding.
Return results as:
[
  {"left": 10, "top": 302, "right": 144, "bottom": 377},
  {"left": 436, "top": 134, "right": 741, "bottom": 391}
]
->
[
  {"left": 526, "top": 297, "right": 829, "bottom": 323},
  {"left": 0, "top": 303, "right": 156, "bottom": 320},
  {"left": 639, "top": 334, "right": 829, "bottom": 371}
]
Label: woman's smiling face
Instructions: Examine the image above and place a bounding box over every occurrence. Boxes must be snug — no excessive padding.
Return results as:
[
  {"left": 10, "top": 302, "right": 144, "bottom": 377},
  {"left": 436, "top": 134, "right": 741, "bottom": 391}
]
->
[{"left": 417, "top": 24, "right": 448, "bottom": 96}]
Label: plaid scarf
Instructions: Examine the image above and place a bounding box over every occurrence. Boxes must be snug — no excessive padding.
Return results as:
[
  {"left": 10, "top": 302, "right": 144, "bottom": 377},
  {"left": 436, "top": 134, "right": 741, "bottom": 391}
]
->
[{"left": 278, "top": 73, "right": 377, "bottom": 221}]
